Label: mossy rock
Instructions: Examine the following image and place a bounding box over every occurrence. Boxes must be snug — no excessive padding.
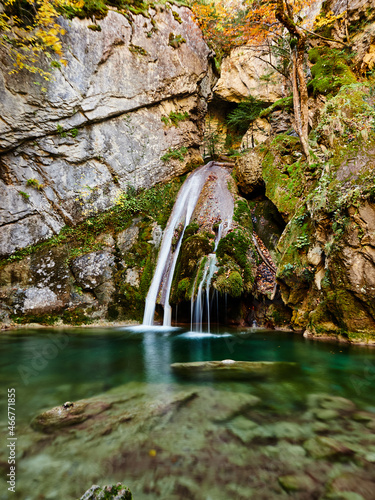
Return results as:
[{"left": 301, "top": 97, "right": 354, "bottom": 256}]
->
[
  {"left": 261, "top": 138, "right": 308, "bottom": 221},
  {"left": 215, "top": 270, "right": 243, "bottom": 297},
  {"left": 308, "top": 48, "right": 356, "bottom": 97},
  {"left": 79, "top": 483, "right": 132, "bottom": 499},
  {"left": 216, "top": 229, "right": 256, "bottom": 289}
]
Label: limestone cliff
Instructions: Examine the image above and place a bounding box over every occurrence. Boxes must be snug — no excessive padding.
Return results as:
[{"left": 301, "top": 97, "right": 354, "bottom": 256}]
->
[{"left": 0, "top": 5, "right": 212, "bottom": 256}]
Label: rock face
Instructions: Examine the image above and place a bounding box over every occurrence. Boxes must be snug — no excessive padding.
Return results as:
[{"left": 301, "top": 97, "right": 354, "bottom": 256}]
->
[
  {"left": 235, "top": 148, "right": 265, "bottom": 195},
  {"left": 214, "top": 47, "right": 284, "bottom": 103},
  {"left": 0, "top": 6, "right": 212, "bottom": 256}
]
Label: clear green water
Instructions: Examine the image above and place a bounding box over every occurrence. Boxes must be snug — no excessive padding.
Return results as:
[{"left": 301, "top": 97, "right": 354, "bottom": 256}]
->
[{"left": 0, "top": 326, "right": 374, "bottom": 499}]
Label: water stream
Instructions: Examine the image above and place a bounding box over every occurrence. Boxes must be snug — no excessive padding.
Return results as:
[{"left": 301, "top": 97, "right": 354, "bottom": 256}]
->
[{"left": 142, "top": 163, "right": 213, "bottom": 326}]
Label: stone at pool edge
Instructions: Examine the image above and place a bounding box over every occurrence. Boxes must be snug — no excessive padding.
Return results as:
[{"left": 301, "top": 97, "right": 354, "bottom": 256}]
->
[
  {"left": 79, "top": 483, "right": 132, "bottom": 500},
  {"left": 170, "top": 360, "right": 300, "bottom": 379},
  {"left": 31, "top": 400, "right": 112, "bottom": 433}
]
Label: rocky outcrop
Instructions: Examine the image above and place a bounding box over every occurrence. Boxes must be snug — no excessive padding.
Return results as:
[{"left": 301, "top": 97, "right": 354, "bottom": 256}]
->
[
  {"left": 257, "top": 83, "right": 375, "bottom": 342},
  {"left": 0, "top": 6, "right": 212, "bottom": 256},
  {"left": 235, "top": 148, "right": 265, "bottom": 195},
  {"left": 214, "top": 47, "right": 284, "bottom": 103}
]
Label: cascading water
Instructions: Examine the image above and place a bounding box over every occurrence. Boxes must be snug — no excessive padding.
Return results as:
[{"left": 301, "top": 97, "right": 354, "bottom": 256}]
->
[
  {"left": 190, "top": 220, "right": 232, "bottom": 333},
  {"left": 142, "top": 163, "right": 213, "bottom": 326}
]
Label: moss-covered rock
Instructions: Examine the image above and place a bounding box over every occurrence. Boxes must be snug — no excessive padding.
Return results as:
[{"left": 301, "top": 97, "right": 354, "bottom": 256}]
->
[
  {"left": 79, "top": 483, "right": 132, "bottom": 500},
  {"left": 308, "top": 48, "right": 357, "bottom": 97}
]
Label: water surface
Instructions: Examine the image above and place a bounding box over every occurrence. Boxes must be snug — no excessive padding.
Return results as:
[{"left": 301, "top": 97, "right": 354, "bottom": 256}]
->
[{"left": 0, "top": 327, "right": 374, "bottom": 499}]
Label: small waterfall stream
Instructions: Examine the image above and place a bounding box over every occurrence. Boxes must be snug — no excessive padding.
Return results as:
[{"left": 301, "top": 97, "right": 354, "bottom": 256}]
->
[
  {"left": 190, "top": 220, "right": 231, "bottom": 333},
  {"left": 143, "top": 163, "right": 213, "bottom": 326}
]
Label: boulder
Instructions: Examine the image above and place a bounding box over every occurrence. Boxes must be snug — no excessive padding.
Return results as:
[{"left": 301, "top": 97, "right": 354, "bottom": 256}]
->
[
  {"left": 80, "top": 483, "right": 132, "bottom": 500},
  {"left": 170, "top": 360, "right": 299, "bottom": 380}
]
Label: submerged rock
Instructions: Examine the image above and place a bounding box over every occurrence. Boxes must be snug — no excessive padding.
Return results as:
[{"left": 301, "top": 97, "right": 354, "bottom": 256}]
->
[
  {"left": 31, "top": 400, "right": 112, "bottom": 433},
  {"left": 170, "top": 360, "right": 299, "bottom": 379},
  {"left": 80, "top": 483, "right": 132, "bottom": 500},
  {"left": 303, "top": 436, "right": 355, "bottom": 461},
  {"left": 278, "top": 474, "right": 315, "bottom": 492}
]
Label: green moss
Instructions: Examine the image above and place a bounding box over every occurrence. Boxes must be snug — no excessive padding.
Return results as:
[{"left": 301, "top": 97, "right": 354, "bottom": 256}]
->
[
  {"left": 216, "top": 229, "right": 256, "bottom": 291},
  {"left": 87, "top": 24, "right": 101, "bottom": 31},
  {"left": 262, "top": 149, "right": 305, "bottom": 221},
  {"left": 170, "top": 234, "right": 214, "bottom": 302},
  {"left": 129, "top": 44, "right": 149, "bottom": 56},
  {"left": 215, "top": 270, "right": 243, "bottom": 297},
  {"left": 161, "top": 146, "right": 188, "bottom": 161},
  {"left": 172, "top": 10, "right": 182, "bottom": 23},
  {"left": 168, "top": 33, "right": 185, "bottom": 49},
  {"left": 176, "top": 277, "right": 190, "bottom": 301},
  {"left": 62, "top": 309, "right": 93, "bottom": 325},
  {"left": 308, "top": 48, "right": 357, "bottom": 97},
  {"left": 1, "top": 178, "right": 183, "bottom": 269},
  {"left": 11, "top": 313, "right": 60, "bottom": 326},
  {"left": 259, "top": 96, "right": 293, "bottom": 119},
  {"left": 233, "top": 199, "right": 253, "bottom": 230}
]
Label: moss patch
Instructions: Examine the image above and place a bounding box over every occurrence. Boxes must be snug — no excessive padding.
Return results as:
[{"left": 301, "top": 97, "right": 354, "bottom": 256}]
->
[
  {"left": 1, "top": 178, "right": 183, "bottom": 268},
  {"left": 308, "top": 48, "right": 357, "bottom": 97}
]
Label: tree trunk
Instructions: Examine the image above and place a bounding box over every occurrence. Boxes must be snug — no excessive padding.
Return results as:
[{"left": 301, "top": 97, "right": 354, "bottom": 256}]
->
[
  {"left": 276, "top": 0, "right": 310, "bottom": 162},
  {"left": 295, "top": 38, "right": 310, "bottom": 162}
]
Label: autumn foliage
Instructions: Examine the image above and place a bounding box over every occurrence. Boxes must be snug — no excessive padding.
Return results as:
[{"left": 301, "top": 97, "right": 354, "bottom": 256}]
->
[
  {"left": 0, "top": 0, "right": 84, "bottom": 79},
  {"left": 192, "top": 0, "right": 317, "bottom": 58}
]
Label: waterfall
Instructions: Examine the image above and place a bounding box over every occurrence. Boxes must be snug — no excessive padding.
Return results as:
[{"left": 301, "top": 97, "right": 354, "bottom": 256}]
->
[
  {"left": 191, "top": 220, "right": 231, "bottom": 333},
  {"left": 142, "top": 163, "right": 213, "bottom": 326}
]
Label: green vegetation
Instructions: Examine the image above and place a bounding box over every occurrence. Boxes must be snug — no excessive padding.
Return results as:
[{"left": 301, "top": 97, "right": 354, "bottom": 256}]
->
[
  {"left": 259, "top": 96, "right": 293, "bottom": 119},
  {"left": 172, "top": 10, "right": 182, "bottom": 23},
  {"left": 1, "top": 178, "right": 184, "bottom": 269},
  {"left": 161, "top": 111, "right": 189, "bottom": 127},
  {"left": 216, "top": 229, "right": 256, "bottom": 294},
  {"left": 262, "top": 134, "right": 306, "bottom": 220},
  {"left": 215, "top": 270, "right": 243, "bottom": 297},
  {"left": 161, "top": 146, "right": 188, "bottom": 162},
  {"left": 56, "top": 125, "right": 79, "bottom": 138},
  {"left": 26, "top": 178, "right": 44, "bottom": 190},
  {"left": 308, "top": 48, "right": 356, "bottom": 97},
  {"left": 227, "top": 96, "right": 268, "bottom": 135},
  {"left": 168, "top": 33, "right": 186, "bottom": 49},
  {"left": 129, "top": 44, "right": 149, "bottom": 56},
  {"left": 18, "top": 191, "right": 30, "bottom": 200},
  {"left": 87, "top": 24, "right": 102, "bottom": 31}
]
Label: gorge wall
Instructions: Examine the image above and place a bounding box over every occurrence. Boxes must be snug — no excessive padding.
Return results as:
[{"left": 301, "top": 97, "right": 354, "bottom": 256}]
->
[{"left": 0, "top": 5, "right": 212, "bottom": 256}]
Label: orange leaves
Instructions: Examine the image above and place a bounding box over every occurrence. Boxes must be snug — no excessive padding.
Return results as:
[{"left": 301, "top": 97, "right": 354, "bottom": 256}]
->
[{"left": 192, "top": 0, "right": 317, "bottom": 55}]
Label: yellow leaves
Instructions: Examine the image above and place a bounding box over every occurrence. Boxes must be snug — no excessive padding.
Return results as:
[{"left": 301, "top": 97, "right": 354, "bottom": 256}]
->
[
  {"left": 1, "top": 0, "right": 82, "bottom": 80},
  {"left": 314, "top": 10, "right": 346, "bottom": 30}
]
